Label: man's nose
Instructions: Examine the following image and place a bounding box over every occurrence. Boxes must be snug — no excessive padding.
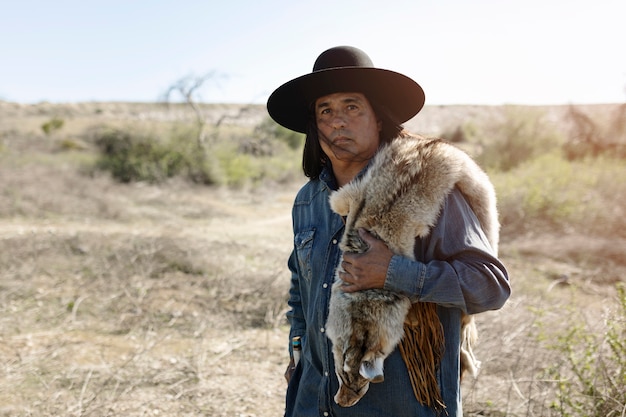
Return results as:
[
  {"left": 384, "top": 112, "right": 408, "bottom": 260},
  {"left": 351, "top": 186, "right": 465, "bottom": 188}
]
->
[{"left": 330, "top": 115, "right": 347, "bottom": 129}]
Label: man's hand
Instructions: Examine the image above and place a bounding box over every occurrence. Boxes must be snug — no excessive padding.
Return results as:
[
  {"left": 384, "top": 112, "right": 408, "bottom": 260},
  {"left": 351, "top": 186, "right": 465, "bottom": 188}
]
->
[
  {"left": 284, "top": 357, "right": 296, "bottom": 383},
  {"left": 339, "top": 228, "right": 392, "bottom": 293}
]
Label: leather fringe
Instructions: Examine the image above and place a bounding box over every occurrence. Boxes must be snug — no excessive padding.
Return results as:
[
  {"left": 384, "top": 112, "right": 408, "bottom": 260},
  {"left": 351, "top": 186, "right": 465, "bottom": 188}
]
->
[{"left": 398, "top": 302, "right": 446, "bottom": 414}]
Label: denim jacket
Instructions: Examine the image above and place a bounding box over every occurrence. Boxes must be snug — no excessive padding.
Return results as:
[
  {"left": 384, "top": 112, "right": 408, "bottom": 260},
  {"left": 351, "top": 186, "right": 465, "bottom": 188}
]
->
[{"left": 285, "top": 167, "right": 510, "bottom": 417}]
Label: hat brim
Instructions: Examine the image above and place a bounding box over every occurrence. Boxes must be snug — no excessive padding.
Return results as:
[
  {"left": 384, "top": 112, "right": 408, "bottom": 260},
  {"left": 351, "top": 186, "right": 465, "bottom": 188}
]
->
[{"left": 267, "top": 67, "right": 425, "bottom": 133}]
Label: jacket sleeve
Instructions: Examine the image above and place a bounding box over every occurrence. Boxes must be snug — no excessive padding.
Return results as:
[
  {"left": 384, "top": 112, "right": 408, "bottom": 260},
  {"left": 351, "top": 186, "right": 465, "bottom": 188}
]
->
[
  {"left": 383, "top": 188, "right": 511, "bottom": 315},
  {"left": 286, "top": 246, "right": 306, "bottom": 356}
]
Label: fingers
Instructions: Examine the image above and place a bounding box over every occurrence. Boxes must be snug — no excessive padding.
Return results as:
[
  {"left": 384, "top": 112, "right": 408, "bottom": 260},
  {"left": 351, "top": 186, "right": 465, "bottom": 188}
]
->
[
  {"left": 339, "top": 267, "right": 352, "bottom": 284},
  {"left": 341, "top": 279, "right": 359, "bottom": 293},
  {"left": 339, "top": 264, "right": 361, "bottom": 293},
  {"left": 340, "top": 260, "right": 355, "bottom": 283},
  {"left": 338, "top": 267, "right": 355, "bottom": 289}
]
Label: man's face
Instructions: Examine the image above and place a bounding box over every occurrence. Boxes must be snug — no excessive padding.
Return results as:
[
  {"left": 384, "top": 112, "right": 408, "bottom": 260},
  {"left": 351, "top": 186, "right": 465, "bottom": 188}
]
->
[{"left": 315, "top": 92, "right": 382, "bottom": 166}]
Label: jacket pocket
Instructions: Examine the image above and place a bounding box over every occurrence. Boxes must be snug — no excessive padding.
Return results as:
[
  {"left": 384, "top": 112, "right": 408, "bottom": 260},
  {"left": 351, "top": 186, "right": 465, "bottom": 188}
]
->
[{"left": 294, "top": 229, "right": 315, "bottom": 282}]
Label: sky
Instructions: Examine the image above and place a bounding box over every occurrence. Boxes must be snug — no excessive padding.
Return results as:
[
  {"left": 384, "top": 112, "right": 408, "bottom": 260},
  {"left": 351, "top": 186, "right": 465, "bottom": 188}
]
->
[{"left": 1, "top": 0, "right": 625, "bottom": 106}]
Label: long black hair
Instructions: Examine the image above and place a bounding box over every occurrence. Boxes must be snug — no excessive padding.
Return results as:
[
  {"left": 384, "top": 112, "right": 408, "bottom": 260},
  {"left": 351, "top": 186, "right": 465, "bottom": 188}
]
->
[{"left": 302, "top": 99, "right": 409, "bottom": 180}]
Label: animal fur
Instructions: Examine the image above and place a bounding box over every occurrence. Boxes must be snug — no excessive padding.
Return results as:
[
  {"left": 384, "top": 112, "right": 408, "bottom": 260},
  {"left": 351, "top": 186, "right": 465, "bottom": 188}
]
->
[{"left": 325, "top": 135, "right": 499, "bottom": 408}]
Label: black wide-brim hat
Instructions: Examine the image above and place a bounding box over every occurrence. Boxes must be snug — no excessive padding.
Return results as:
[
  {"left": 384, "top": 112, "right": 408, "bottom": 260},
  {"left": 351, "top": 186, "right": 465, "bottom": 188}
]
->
[{"left": 267, "top": 46, "right": 425, "bottom": 133}]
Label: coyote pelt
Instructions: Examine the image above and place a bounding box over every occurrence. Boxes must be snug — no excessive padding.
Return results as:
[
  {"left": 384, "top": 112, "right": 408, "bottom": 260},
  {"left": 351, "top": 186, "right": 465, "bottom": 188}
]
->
[{"left": 325, "top": 135, "right": 499, "bottom": 408}]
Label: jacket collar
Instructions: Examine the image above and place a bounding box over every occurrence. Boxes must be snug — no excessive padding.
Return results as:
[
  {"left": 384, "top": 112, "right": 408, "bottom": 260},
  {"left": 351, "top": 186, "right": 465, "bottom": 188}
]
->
[{"left": 320, "top": 158, "right": 374, "bottom": 192}]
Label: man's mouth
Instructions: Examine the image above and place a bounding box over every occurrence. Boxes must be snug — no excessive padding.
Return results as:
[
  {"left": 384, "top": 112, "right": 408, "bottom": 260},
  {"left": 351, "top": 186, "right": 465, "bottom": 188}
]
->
[{"left": 333, "top": 136, "right": 351, "bottom": 145}]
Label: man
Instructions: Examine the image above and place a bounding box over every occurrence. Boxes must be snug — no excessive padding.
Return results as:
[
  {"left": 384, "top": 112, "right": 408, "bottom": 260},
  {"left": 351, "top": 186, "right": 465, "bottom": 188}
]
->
[{"left": 267, "top": 46, "right": 510, "bottom": 417}]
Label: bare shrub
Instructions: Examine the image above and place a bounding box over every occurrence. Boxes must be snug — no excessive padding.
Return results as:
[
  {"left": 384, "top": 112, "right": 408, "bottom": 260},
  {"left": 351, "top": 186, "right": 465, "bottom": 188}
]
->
[
  {"left": 477, "top": 106, "right": 563, "bottom": 172},
  {"left": 564, "top": 104, "right": 626, "bottom": 160}
]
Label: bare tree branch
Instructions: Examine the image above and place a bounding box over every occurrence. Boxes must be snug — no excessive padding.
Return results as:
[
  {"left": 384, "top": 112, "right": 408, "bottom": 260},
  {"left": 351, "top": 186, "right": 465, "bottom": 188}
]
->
[{"left": 160, "top": 71, "right": 227, "bottom": 147}]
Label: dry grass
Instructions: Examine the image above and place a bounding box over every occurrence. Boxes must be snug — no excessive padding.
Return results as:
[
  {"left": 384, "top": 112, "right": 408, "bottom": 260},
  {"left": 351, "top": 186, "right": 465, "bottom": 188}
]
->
[
  {"left": 0, "top": 150, "right": 294, "bottom": 416},
  {"left": 0, "top": 102, "right": 624, "bottom": 416}
]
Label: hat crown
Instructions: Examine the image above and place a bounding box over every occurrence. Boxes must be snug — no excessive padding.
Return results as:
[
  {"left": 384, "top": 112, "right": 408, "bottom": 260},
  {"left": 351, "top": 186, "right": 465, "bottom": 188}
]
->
[
  {"left": 267, "top": 46, "right": 425, "bottom": 133},
  {"left": 312, "top": 46, "right": 373, "bottom": 72}
]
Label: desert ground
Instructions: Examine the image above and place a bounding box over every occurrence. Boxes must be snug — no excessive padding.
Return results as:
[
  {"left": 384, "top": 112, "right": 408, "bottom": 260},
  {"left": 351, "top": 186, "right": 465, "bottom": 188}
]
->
[{"left": 0, "top": 101, "right": 624, "bottom": 416}]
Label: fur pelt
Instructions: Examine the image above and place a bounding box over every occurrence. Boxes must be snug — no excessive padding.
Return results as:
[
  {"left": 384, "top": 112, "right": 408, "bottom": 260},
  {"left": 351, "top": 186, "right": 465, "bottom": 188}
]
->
[{"left": 325, "top": 134, "right": 499, "bottom": 408}]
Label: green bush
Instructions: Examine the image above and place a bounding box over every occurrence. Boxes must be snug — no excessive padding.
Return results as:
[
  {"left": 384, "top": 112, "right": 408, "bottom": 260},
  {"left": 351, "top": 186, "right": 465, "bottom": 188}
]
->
[
  {"left": 253, "top": 117, "right": 304, "bottom": 150},
  {"left": 493, "top": 153, "right": 626, "bottom": 237},
  {"left": 58, "top": 138, "right": 87, "bottom": 151},
  {"left": 89, "top": 122, "right": 303, "bottom": 187},
  {"left": 441, "top": 122, "right": 479, "bottom": 144},
  {"left": 215, "top": 140, "right": 302, "bottom": 187},
  {"left": 41, "top": 117, "right": 64, "bottom": 135},
  {"left": 477, "top": 106, "right": 563, "bottom": 172},
  {"left": 546, "top": 284, "right": 626, "bottom": 417},
  {"left": 92, "top": 126, "right": 218, "bottom": 184},
  {"left": 204, "top": 119, "right": 303, "bottom": 187}
]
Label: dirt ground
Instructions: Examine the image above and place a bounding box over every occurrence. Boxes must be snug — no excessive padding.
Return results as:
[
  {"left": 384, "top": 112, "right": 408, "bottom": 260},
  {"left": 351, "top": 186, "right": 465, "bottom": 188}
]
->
[
  {"left": 0, "top": 163, "right": 298, "bottom": 416},
  {"left": 1, "top": 173, "right": 622, "bottom": 417},
  {"left": 0, "top": 102, "right": 624, "bottom": 416}
]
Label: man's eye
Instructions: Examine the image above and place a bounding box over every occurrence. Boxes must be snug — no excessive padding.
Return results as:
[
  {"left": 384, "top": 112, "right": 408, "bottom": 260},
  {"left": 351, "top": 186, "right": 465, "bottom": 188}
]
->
[{"left": 319, "top": 108, "right": 331, "bottom": 115}]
